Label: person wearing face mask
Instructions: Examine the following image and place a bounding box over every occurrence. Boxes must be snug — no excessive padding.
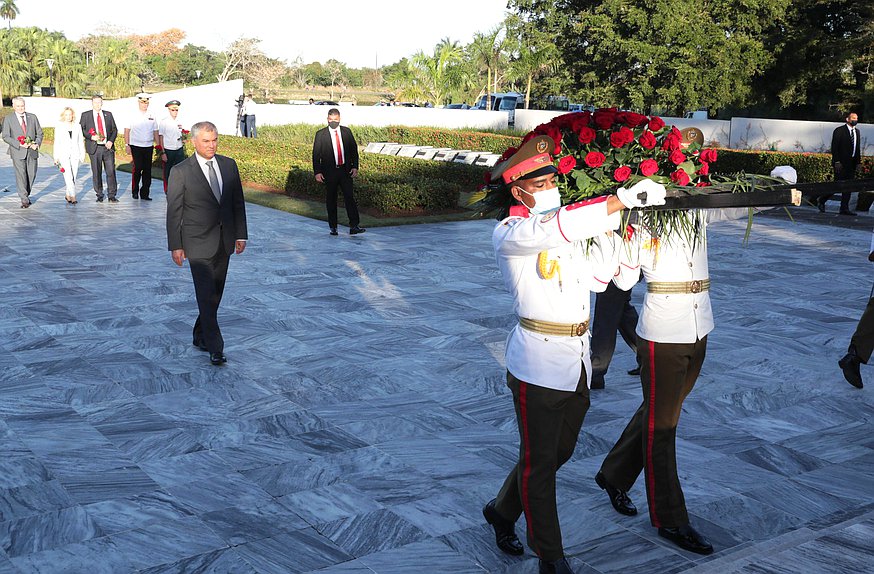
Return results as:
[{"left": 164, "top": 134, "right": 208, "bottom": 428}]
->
[
  {"left": 819, "top": 111, "right": 862, "bottom": 215},
  {"left": 482, "top": 135, "right": 667, "bottom": 574},
  {"left": 312, "top": 108, "right": 365, "bottom": 235}
]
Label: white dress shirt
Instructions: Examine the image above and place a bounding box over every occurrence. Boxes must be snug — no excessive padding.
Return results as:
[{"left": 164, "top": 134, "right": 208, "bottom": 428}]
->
[
  {"left": 194, "top": 152, "right": 223, "bottom": 192},
  {"left": 127, "top": 110, "right": 158, "bottom": 147},
  {"left": 495, "top": 198, "right": 622, "bottom": 391},
  {"left": 158, "top": 116, "right": 185, "bottom": 150},
  {"left": 328, "top": 126, "right": 345, "bottom": 165}
]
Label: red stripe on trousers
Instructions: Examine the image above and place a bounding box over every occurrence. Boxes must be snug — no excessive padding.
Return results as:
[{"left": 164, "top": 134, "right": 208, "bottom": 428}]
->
[
  {"left": 519, "top": 382, "right": 538, "bottom": 554},
  {"left": 645, "top": 340, "right": 660, "bottom": 527},
  {"left": 131, "top": 155, "right": 137, "bottom": 193}
]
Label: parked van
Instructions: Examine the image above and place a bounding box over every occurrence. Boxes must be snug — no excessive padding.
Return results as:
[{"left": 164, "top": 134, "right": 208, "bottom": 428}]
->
[{"left": 473, "top": 92, "right": 526, "bottom": 125}]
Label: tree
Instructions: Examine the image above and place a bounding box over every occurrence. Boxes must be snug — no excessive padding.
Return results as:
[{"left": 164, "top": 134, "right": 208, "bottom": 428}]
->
[
  {"left": 218, "top": 37, "right": 263, "bottom": 83},
  {"left": 469, "top": 26, "right": 509, "bottom": 109},
  {"left": 126, "top": 28, "right": 185, "bottom": 57},
  {"left": 0, "top": 0, "right": 18, "bottom": 30},
  {"left": 324, "top": 59, "right": 347, "bottom": 100},
  {"left": 0, "top": 30, "right": 28, "bottom": 102},
  {"left": 45, "top": 36, "right": 88, "bottom": 98},
  {"left": 248, "top": 56, "right": 287, "bottom": 98},
  {"left": 512, "top": 0, "right": 791, "bottom": 115},
  {"left": 91, "top": 36, "right": 142, "bottom": 97},
  {"left": 12, "top": 27, "right": 52, "bottom": 96}
]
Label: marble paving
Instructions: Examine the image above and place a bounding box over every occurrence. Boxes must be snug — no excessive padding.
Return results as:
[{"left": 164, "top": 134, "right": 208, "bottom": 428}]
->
[{"left": 1, "top": 153, "right": 873, "bottom": 573}]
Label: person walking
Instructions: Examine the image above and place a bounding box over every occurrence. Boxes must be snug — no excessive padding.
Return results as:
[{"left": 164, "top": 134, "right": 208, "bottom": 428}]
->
[
  {"left": 838, "top": 227, "right": 874, "bottom": 389},
  {"left": 482, "top": 135, "right": 666, "bottom": 574},
  {"left": 2, "top": 96, "right": 43, "bottom": 208},
  {"left": 819, "top": 111, "right": 862, "bottom": 215},
  {"left": 53, "top": 107, "right": 85, "bottom": 204},
  {"left": 312, "top": 108, "right": 365, "bottom": 235},
  {"left": 166, "top": 121, "right": 248, "bottom": 366},
  {"left": 158, "top": 99, "right": 187, "bottom": 193},
  {"left": 124, "top": 93, "right": 159, "bottom": 200},
  {"left": 80, "top": 95, "right": 119, "bottom": 203}
]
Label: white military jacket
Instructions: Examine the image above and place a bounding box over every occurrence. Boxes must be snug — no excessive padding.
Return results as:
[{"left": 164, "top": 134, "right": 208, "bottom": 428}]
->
[
  {"left": 614, "top": 208, "right": 749, "bottom": 344},
  {"left": 494, "top": 197, "right": 622, "bottom": 391}
]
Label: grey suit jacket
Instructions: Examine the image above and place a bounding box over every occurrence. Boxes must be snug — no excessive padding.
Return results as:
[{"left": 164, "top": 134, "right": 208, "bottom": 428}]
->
[
  {"left": 166, "top": 153, "right": 248, "bottom": 259},
  {"left": 2, "top": 112, "right": 43, "bottom": 160}
]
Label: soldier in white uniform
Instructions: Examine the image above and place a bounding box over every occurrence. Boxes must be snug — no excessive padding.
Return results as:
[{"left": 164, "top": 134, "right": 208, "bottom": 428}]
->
[
  {"left": 482, "top": 136, "right": 666, "bottom": 574},
  {"left": 596, "top": 207, "right": 782, "bottom": 555}
]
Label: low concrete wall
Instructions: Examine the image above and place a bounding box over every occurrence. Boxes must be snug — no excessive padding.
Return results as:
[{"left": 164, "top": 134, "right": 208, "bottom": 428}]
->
[
  {"left": 257, "top": 104, "right": 508, "bottom": 131},
  {"left": 22, "top": 80, "right": 244, "bottom": 137}
]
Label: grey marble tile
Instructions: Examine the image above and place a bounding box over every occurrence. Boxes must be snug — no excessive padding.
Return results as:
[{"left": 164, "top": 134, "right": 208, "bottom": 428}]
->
[
  {"left": 163, "top": 472, "right": 274, "bottom": 514},
  {"left": 83, "top": 489, "right": 196, "bottom": 534},
  {"left": 234, "top": 528, "right": 353, "bottom": 573},
  {"left": 108, "top": 516, "right": 227, "bottom": 570},
  {"left": 9, "top": 535, "right": 137, "bottom": 574},
  {"left": 137, "top": 547, "right": 259, "bottom": 574},
  {"left": 278, "top": 483, "right": 385, "bottom": 526},
  {"left": 357, "top": 539, "right": 485, "bottom": 573},
  {"left": 0, "top": 505, "right": 102, "bottom": 557},
  {"left": 200, "top": 500, "right": 309, "bottom": 545},
  {"left": 0, "top": 480, "right": 74, "bottom": 523},
  {"left": 317, "top": 508, "right": 429, "bottom": 557}
]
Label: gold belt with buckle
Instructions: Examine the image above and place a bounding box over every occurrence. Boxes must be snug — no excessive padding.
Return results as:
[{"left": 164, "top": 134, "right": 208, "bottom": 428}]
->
[
  {"left": 519, "top": 317, "right": 589, "bottom": 337},
  {"left": 647, "top": 279, "right": 711, "bottom": 294}
]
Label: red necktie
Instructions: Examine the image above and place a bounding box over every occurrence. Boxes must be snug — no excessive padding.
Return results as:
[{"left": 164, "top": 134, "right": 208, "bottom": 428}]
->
[
  {"left": 20, "top": 115, "right": 26, "bottom": 134},
  {"left": 334, "top": 129, "right": 343, "bottom": 166},
  {"left": 97, "top": 113, "right": 105, "bottom": 137}
]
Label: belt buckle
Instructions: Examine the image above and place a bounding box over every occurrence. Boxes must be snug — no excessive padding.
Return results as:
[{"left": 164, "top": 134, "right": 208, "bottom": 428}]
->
[
  {"left": 690, "top": 280, "right": 701, "bottom": 293},
  {"left": 575, "top": 322, "right": 586, "bottom": 336}
]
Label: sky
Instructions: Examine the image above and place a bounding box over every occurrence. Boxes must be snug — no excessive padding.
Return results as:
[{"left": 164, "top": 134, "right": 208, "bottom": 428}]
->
[{"left": 14, "top": 0, "right": 511, "bottom": 69}]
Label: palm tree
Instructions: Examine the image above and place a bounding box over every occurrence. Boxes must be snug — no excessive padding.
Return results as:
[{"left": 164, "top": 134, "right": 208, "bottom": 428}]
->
[
  {"left": 46, "top": 37, "right": 88, "bottom": 98},
  {"left": 11, "top": 27, "right": 52, "bottom": 96},
  {"left": 92, "top": 37, "right": 142, "bottom": 97},
  {"left": 0, "top": 31, "right": 28, "bottom": 102},
  {"left": 0, "top": 0, "right": 18, "bottom": 30},
  {"left": 469, "top": 27, "right": 508, "bottom": 110},
  {"left": 409, "top": 38, "right": 465, "bottom": 105},
  {"left": 509, "top": 43, "right": 556, "bottom": 109}
]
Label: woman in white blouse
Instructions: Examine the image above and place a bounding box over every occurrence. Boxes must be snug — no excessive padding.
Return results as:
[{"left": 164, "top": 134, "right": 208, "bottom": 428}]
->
[{"left": 53, "top": 107, "right": 85, "bottom": 204}]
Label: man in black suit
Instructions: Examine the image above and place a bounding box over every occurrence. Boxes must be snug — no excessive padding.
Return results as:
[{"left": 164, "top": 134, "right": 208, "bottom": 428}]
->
[
  {"left": 1, "top": 96, "right": 43, "bottom": 208},
  {"left": 79, "top": 95, "right": 119, "bottom": 203},
  {"left": 166, "top": 121, "right": 248, "bottom": 366},
  {"left": 312, "top": 108, "right": 365, "bottom": 235},
  {"left": 819, "top": 111, "right": 862, "bottom": 215}
]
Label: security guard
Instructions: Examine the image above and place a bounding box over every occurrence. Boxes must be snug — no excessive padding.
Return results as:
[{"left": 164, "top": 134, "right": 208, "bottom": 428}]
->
[
  {"left": 482, "top": 136, "right": 667, "bottom": 574},
  {"left": 158, "top": 99, "right": 187, "bottom": 193}
]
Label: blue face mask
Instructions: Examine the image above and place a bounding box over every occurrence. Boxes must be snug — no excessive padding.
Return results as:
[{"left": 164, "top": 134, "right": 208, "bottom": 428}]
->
[{"left": 521, "top": 187, "right": 562, "bottom": 215}]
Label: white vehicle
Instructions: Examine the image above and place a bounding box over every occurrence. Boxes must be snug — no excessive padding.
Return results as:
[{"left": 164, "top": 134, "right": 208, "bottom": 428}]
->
[
  {"left": 684, "top": 110, "right": 708, "bottom": 120},
  {"left": 473, "top": 92, "right": 526, "bottom": 125}
]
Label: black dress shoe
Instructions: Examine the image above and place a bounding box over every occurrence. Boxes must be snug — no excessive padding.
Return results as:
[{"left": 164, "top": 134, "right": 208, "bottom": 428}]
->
[
  {"left": 108, "top": 197, "right": 119, "bottom": 203},
  {"left": 628, "top": 366, "right": 641, "bottom": 376},
  {"left": 209, "top": 352, "right": 227, "bottom": 365},
  {"left": 132, "top": 193, "right": 139, "bottom": 199},
  {"left": 839, "top": 352, "right": 864, "bottom": 388},
  {"left": 839, "top": 209, "right": 858, "bottom": 216},
  {"left": 595, "top": 471, "right": 637, "bottom": 516},
  {"left": 658, "top": 524, "right": 713, "bottom": 555},
  {"left": 482, "top": 499, "right": 524, "bottom": 556},
  {"left": 96, "top": 197, "right": 104, "bottom": 202},
  {"left": 539, "top": 557, "right": 575, "bottom": 574},
  {"left": 329, "top": 228, "right": 338, "bottom": 236},
  {"left": 349, "top": 226, "right": 366, "bottom": 235},
  {"left": 142, "top": 196, "right": 152, "bottom": 201}
]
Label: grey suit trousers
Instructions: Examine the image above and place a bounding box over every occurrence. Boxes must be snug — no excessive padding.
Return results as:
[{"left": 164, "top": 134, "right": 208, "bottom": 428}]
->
[{"left": 12, "top": 153, "right": 38, "bottom": 203}]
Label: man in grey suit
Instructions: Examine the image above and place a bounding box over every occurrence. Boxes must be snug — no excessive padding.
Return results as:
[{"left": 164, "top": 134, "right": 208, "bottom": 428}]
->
[
  {"left": 166, "top": 121, "right": 248, "bottom": 366},
  {"left": 2, "top": 97, "right": 43, "bottom": 208}
]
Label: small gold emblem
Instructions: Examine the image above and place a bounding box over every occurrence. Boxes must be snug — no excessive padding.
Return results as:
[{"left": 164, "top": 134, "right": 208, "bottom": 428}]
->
[{"left": 536, "top": 140, "right": 548, "bottom": 153}]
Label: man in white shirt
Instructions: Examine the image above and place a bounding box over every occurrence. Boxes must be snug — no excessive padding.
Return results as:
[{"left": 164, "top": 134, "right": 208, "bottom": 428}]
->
[
  {"left": 483, "top": 135, "right": 666, "bottom": 574},
  {"left": 158, "top": 99, "right": 187, "bottom": 193},
  {"left": 124, "top": 93, "right": 160, "bottom": 200}
]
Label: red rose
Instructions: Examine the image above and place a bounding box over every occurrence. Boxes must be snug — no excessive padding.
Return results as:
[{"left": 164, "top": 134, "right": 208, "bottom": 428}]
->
[
  {"left": 614, "top": 166, "right": 632, "bottom": 182},
  {"left": 17, "top": 136, "right": 25, "bottom": 144},
  {"left": 578, "top": 126, "right": 596, "bottom": 144},
  {"left": 88, "top": 128, "right": 96, "bottom": 135},
  {"left": 699, "top": 148, "right": 718, "bottom": 163},
  {"left": 60, "top": 167, "right": 65, "bottom": 173},
  {"left": 569, "top": 111, "right": 592, "bottom": 132},
  {"left": 610, "top": 127, "right": 634, "bottom": 148},
  {"left": 638, "top": 131, "right": 657, "bottom": 149},
  {"left": 670, "top": 149, "right": 687, "bottom": 165},
  {"left": 593, "top": 108, "right": 618, "bottom": 130},
  {"left": 618, "top": 111, "right": 649, "bottom": 127},
  {"left": 521, "top": 131, "right": 537, "bottom": 145},
  {"left": 697, "top": 161, "right": 710, "bottom": 176},
  {"left": 585, "top": 151, "right": 606, "bottom": 168},
  {"left": 648, "top": 116, "right": 665, "bottom": 131},
  {"left": 639, "top": 159, "right": 659, "bottom": 177},
  {"left": 661, "top": 128, "right": 682, "bottom": 151},
  {"left": 550, "top": 113, "right": 576, "bottom": 130},
  {"left": 557, "top": 155, "right": 577, "bottom": 174},
  {"left": 695, "top": 181, "right": 712, "bottom": 187},
  {"left": 670, "top": 169, "right": 691, "bottom": 186}
]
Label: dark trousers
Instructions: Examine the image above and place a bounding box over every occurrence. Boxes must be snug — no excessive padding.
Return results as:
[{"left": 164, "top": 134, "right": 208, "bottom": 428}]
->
[
  {"left": 11, "top": 154, "right": 38, "bottom": 203},
  {"left": 88, "top": 146, "right": 117, "bottom": 199},
  {"left": 821, "top": 161, "right": 858, "bottom": 211},
  {"left": 189, "top": 243, "right": 231, "bottom": 354},
  {"left": 239, "top": 115, "right": 248, "bottom": 137},
  {"left": 599, "top": 337, "right": 707, "bottom": 528},
  {"left": 162, "top": 148, "right": 186, "bottom": 193},
  {"left": 130, "top": 145, "right": 153, "bottom": 198},
  {"left": 245, "top": 115, "right": 257, "bottom": 138},
  {"left": 494, "top": 370, "right": 590, "bottom": 561},
  {"left": 325, "top": 168, "right": 360, "bottom": 229},
  {"left": 850, "top": 297, "right": 874, "bottom": 363},
  {"left": 591, "top": 282, "right": 640, "bottom": 386}
]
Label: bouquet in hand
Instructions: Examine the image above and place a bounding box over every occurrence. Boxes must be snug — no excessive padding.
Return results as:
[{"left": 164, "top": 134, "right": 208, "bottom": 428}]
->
[
  {"left": 179, "top": 128, "right": 190, "bottom": 143},
  {"left": 88, "top": 128, "right": 106, "bottom": 144},
  {"left": 54, "top": 161, "right": 66, "bottom": 173},
  {"left": 17, "top": 135, "right": 34, "bottom": 146}
]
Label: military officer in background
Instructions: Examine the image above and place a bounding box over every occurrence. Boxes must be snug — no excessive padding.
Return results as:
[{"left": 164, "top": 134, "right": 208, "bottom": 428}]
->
[{"left": 482, "top": 135, "right": 667, "bottom": 574}]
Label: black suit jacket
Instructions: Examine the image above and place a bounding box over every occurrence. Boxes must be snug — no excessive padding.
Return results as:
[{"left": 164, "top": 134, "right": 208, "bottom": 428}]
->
[
  {"left": 166, "top": 154, "right": 248, "bottom": 260},
  {"left": 831, "top": 124, "right": 861, "bottom": 168},
  {"left": 312, "top": 125, "right": 359, "bottom": 176},
  {"left": 80, "top": 110, "right": 118, "bottom": 155}
]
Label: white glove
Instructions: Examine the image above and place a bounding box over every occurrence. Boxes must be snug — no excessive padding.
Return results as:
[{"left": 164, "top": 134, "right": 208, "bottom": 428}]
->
[{"left": 617, "top": 178, "right": 667, "bottom": 208}]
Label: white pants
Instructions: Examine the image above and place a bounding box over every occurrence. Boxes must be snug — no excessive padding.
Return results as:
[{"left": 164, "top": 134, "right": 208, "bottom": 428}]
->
[{"left": 56, "top": 155, "right": 79, "bottom": 196}]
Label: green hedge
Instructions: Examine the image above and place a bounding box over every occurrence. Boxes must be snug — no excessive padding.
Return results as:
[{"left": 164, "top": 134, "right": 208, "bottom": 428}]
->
[{"left": 713, "top": 148, "right": 874, "bottom": 182}]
